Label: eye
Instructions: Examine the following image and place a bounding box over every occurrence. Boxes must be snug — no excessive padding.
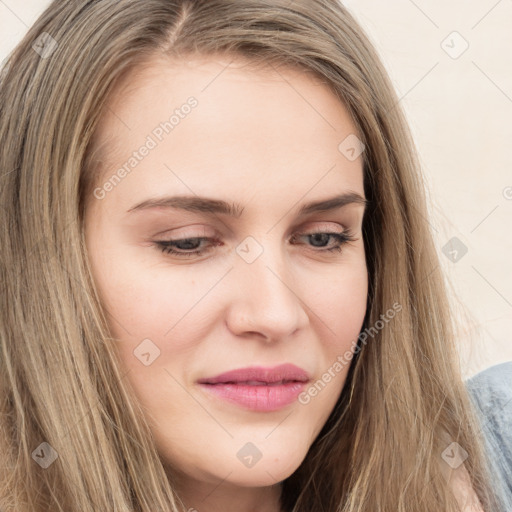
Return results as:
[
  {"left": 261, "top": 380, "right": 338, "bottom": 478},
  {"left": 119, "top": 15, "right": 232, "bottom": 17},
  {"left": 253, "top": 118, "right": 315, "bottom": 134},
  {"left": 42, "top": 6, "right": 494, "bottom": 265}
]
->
[
  {"left": 155, "top": 237, "right": 220, "bottom": 258},
  {"left": 290, "top": 229, "right": 357, "bottom": 254},
  {"left": 154, "top": 228, "right": 358, "bottom": 259}
]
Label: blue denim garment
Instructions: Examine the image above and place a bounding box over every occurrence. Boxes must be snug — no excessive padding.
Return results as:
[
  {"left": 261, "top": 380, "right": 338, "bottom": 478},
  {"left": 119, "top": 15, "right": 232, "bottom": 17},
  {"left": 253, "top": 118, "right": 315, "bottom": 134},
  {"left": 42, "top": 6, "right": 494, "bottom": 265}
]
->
[{"left": 466, "top": 361, "right": 512, "bottom": 511}]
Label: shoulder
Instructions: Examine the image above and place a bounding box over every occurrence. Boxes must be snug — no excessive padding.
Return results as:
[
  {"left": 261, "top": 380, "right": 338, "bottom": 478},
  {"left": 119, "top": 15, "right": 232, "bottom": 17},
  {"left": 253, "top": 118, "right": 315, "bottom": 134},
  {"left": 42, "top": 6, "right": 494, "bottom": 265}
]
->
[
  {"left": 464, "top": 361, "right": 512, "bottom": 510},
  {"left": 465, "top": 361, "right": 512, "bottom": 404},
  {"left": 465, "top": 361, "right": 512, "bottom": 438}
]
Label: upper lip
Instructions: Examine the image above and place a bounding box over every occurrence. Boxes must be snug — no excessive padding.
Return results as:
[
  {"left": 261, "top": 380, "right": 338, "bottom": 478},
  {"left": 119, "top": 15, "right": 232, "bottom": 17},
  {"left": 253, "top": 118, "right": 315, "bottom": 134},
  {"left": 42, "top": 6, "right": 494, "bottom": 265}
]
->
[{"left": 197, "top": 364, "right": 310, "bottom": 385}]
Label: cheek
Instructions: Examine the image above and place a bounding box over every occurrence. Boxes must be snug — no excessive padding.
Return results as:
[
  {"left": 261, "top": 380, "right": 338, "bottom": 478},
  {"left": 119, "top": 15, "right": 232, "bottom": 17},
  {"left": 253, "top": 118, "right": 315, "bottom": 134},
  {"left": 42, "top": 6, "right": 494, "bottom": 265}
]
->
[
  {"left": 306, "top": 259, "right": 368, "bottom": 344},
  {"left": 87, "top": 235, "right": 183, "bottom": 337},
  {"left": 295, "top": 266, "right": 367, "bottom": 428},
  {"left": 88, "top": 244, "right": 226, "bottom": 384},
  {"left": 307, "top": 264, "right": 367, "bottom": 397},
  {"left": 85, "top": 228, "right": 181, "bottom": 374}
]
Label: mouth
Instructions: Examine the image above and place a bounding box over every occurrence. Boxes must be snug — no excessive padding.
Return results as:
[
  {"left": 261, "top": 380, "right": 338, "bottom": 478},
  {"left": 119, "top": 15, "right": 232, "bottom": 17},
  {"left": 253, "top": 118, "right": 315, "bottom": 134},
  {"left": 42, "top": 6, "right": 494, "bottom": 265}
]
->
[{"left": 196, "top": 364, "right": 310, "bottom": 411}]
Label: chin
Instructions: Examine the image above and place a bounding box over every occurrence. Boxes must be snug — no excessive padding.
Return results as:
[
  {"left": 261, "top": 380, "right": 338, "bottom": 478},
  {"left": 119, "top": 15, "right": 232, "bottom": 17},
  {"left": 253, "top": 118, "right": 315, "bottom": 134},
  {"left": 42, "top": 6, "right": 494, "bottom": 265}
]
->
[{"left": 222, "top": 461, "right": 298, "bottom": 487}]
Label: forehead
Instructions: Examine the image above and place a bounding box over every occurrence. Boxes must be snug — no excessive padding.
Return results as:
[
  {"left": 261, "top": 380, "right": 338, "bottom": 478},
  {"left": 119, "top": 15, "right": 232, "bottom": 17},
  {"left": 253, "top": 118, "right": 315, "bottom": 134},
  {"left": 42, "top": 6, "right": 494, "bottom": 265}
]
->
[{"left": 88, "top": 53, "right": 364, "bottom": 214}]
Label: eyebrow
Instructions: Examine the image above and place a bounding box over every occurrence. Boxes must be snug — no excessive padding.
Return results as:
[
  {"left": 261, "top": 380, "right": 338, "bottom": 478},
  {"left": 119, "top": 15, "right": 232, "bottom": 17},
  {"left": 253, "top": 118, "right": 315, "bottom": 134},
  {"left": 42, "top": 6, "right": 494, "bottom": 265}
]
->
[{"left": 126, "top": 192, "right": 369, "bottom": 217}]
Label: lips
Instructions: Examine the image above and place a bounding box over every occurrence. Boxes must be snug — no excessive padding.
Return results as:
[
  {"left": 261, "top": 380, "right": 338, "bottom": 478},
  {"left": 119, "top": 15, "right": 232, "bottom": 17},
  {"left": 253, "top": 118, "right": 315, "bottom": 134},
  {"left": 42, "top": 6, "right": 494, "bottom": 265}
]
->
[
  {"left": 197, "top": 364, "right": 310, "bottom": 411},
  {"left": 197, "top": 363, "right": 310, "bottom": 385}
]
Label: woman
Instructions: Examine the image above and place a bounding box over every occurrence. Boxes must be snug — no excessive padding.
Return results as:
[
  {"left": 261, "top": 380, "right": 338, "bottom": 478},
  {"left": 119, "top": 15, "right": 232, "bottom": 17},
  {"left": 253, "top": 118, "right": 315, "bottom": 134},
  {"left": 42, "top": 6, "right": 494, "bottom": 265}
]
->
[{"left": 0, "top": 0, "right": 505, "bottom": 510}]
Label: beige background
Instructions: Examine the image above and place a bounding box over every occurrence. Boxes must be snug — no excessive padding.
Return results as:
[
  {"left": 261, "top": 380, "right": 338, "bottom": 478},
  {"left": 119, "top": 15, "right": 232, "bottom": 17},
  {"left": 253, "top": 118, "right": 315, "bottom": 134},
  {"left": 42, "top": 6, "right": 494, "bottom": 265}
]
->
[{"left": 1, "top": 0, "right": 511, "bottom": 378}]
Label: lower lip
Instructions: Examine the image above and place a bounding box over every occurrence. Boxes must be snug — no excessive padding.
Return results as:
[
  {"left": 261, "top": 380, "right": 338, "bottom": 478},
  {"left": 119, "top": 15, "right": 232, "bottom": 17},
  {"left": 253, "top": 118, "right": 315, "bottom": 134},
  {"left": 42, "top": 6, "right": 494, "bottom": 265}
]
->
[{"left": 198, "top": 381, "right": 307, "bottom": 411}]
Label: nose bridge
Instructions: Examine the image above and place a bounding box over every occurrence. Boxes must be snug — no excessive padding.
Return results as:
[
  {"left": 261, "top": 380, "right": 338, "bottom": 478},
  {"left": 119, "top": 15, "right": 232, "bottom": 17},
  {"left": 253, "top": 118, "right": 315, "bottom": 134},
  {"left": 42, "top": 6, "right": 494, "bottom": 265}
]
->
[{"left": 227, "top": 233, "right": 307, "bottom": 338}]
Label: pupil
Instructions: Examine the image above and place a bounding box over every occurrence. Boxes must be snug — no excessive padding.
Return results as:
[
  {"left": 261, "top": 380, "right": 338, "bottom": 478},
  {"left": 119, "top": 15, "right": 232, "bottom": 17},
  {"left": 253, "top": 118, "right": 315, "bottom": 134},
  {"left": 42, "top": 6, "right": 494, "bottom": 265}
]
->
[
  {"left": 177, "top": 238, "right": 201, "bottom": 250},
  {"left": 310, "top": 233, "right": 328, "bottom": 247}
]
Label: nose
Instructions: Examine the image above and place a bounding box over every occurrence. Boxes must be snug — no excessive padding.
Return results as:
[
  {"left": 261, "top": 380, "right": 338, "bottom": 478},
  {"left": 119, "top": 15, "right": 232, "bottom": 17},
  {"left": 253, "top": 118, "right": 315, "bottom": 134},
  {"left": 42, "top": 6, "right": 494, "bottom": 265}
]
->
[{"left": 224, "top": 240, "right": 309, "bottom": 342}]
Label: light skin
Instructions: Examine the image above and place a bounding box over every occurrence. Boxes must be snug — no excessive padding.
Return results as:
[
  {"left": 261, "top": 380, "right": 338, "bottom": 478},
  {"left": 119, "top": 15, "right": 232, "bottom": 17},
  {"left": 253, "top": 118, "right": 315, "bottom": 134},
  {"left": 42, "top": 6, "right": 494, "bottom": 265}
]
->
[{"left": 84, "top": 54, "right": 369, "bottom": 511}]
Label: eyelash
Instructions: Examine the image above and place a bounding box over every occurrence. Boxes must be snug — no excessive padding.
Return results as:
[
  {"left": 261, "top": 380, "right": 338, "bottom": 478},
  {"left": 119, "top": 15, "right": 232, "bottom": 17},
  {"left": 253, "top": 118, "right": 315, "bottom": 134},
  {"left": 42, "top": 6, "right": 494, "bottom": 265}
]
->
[{"left": 154, "top": 229, "right": 357, "bottom": 258}]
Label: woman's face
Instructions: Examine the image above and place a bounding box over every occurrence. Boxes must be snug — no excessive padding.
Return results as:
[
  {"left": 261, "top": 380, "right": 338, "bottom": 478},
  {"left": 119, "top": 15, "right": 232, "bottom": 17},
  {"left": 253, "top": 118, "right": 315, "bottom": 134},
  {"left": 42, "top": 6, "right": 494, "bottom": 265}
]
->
[{"left": 84, "top": 54, "right": 368, "bottom": 508}]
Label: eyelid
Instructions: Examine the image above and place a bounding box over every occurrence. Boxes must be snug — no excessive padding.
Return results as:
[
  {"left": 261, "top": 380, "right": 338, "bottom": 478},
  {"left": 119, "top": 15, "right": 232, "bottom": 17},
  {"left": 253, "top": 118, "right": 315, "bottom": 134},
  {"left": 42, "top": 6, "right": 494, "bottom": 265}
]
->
[
  {"left": 294, "top": 221, "right": 347, "bottom": 232},
  {"left": 157, "top": 219, "right": 352, "bottom": 243},
  {"left": 151, "top": 224, "right": 215, "bottom": 239},
  {"left": 150, "top": 215, "right": 353, "bottom": 236}
]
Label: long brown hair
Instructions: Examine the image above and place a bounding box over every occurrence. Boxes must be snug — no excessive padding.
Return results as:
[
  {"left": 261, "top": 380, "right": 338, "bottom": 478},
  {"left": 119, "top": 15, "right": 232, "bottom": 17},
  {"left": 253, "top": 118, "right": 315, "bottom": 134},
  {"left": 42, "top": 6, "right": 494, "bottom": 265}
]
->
[{"left": 0, "top": 1, "right": 500, "bottom": 510}]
